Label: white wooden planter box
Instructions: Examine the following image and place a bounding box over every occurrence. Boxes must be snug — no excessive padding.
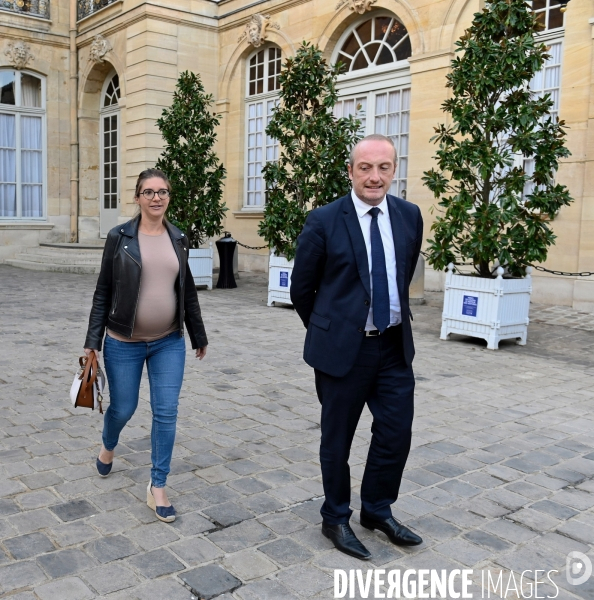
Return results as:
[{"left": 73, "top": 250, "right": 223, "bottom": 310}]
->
[
  {"left": 441, "top": 264, "right": 532, "bottom": 350},
  {"left": 188, "top": 244, "right": 213, "bottom": 290},
  {"left": 268, "top": 251, "right": 293, "bottom": 306}
]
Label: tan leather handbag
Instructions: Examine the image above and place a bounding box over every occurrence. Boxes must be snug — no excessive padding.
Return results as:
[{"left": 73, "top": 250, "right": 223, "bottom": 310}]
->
[{"left": 70, "top": 351, "right": 105, "bottom": 413}]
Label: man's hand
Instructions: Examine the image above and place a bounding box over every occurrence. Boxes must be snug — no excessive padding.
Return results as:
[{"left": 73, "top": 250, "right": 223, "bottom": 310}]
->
[{"left": 195, "top": 347, "right": 207, "bottom": 360}]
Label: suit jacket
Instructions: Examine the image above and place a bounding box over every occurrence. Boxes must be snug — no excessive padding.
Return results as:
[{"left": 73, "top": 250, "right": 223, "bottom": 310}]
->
[{"left": 290, "top": 193, "right": 423, "bottom": 377}]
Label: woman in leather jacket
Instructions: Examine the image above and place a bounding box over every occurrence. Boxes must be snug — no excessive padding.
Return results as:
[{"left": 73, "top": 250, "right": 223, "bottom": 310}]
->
[{"left": 84, "top": 168, "right": 208, "bottom": 523}]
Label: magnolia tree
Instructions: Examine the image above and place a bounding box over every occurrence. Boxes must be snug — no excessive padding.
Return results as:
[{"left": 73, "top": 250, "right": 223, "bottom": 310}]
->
[
  {"left": 423, "top": 0, "right": 572, "bottom": 278},
  {"left": 258, "top": 42, "right": 361, "bottom": 261},
  {"left": 156, "top": 71, "right": 227, "bottom": 248}
]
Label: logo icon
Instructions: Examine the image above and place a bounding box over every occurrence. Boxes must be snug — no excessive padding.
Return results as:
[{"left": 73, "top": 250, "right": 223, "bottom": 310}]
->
[{"left": 566, "top": 551, "right": 592, "bottom": 586}]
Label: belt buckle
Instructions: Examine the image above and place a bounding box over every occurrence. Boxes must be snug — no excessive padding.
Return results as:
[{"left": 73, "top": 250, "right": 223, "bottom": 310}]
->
[{"left": 365, "top": 329, "right": 381, "bottom": 337}]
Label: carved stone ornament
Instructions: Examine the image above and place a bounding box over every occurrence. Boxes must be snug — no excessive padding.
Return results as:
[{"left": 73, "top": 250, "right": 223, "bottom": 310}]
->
[
  {"left": 4, "top": 41, "right": 34, "bottom": 70},
  {"left": 89, "top": 34, "right": 112, "bottom": 64},
  {"left": 335, "top": 0, "right": 377, "bottom": 14},
  {"left": 238, "top": 14, "right": 280, "bottom": 48}
]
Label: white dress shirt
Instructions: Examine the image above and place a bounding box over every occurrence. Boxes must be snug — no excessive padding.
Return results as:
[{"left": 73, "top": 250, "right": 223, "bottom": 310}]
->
[{"left": 351, "top": 191, "right": 401, "bottom": 331}]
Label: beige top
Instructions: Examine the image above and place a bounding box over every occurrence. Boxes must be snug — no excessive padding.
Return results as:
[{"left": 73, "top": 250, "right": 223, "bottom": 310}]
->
[{"left": 108, "top": 231, "right": 179, "bottom": 343}]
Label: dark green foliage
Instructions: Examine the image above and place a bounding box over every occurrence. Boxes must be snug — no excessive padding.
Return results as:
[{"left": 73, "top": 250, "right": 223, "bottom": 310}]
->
[
  {"left": 258, "top": 42, "right": 361, "bottom": 260},
  {"left": 156, "top": 71, "right": 227, "bottom": 248},
  {"left": 423, "top": 0, "right": 572, "bottom": 278}
]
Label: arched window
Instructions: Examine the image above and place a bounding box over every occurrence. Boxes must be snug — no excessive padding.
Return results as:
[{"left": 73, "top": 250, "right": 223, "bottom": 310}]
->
[
  {"left": 100, "top": 72, "right": 120, "bottom": 236},
  {"left": 333, "top": 14, "right": 411, "bottom": 198},
  {"left": 0, "top": 70, "right": 45, "bottom": 219},
  {"left": 336, "top": 15, "right": 411, "bottom": 72},
  {"left": 244, "top": 47, "right": 281, "bottom": 208}
]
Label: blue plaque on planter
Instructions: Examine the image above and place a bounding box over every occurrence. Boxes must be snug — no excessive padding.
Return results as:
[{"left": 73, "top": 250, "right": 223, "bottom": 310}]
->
[
  {"left": 280, "top": 271, "right": 289, "bottom": 287},
  {"left": 462, "top": 295, "right": 478, "bottom": 317}
]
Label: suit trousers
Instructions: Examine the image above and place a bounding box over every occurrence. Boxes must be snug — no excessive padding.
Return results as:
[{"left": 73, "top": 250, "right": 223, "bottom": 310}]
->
[{"left": 314, "top": 325, "right": 415, "bottom": 524}]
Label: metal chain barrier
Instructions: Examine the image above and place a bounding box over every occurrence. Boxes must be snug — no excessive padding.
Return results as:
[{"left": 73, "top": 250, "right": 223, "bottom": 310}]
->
[
  {"left": 235, "top": 240, "right": 269, "bottom": 251},
  {"left": 419, "top": 251, "right": 593, "bottom": 277}
]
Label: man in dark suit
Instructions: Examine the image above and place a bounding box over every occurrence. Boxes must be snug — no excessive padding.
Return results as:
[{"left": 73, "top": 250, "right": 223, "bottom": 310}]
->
[{"left": 290, "top": 134, "right": 423, "bottom": 560}]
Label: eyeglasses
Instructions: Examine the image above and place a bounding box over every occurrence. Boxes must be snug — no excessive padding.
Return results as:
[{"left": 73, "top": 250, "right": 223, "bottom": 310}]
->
[{"left": 140, "top": 189, "right": 170, "bottom": 200}]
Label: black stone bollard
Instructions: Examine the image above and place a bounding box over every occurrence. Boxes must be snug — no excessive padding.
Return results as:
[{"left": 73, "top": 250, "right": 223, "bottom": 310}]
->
[{"left": 216, "top": 232, "right": 237, "bottom": 289}]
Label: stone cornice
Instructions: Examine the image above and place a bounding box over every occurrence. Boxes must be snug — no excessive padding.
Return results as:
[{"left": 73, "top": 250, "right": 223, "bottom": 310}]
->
[
  {"left": 0, "top": 27, "right": 69, "bottom": 49},
  {"left": 76, "top": 2, "right": 219, "bottom": 44}
]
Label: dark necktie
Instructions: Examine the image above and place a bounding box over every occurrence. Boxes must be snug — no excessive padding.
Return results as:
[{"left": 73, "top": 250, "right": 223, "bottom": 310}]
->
[{"left": 368, "top": 207, "right": 390, "bottom": 333}]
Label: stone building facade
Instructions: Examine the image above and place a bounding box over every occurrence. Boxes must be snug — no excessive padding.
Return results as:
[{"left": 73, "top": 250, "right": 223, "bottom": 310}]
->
[{"left": 1, "top": 0, "right": 593, "bottom": 309}]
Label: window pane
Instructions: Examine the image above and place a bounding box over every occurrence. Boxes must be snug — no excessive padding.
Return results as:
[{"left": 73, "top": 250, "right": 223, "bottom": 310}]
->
[
  {"left": 0, "top": 113, "right": 16, "bottom": 148},
  {"left": 376, "top": 46, "right": 394, "bottom": 66},
  {"left": 386, "top": 20, "right": 408, "bottom": 48},
  {"left": 376, "top": 93, "right": 387, "bottom": 115},
  {"left": 21, "top": 151, "right": 42, "bottom": 183},
  {"left": 548, "top": 7, "right": 563, "bottom": 30},
  {"left": 21, "top": 74, "right": 41, "bottom": 108},
  {"left": 356, "top": 20, "right": 372, "bottom": 44},
  {"left": 22, "top": 116, "right": 42, "bottom": 150},
  {"left": 353, "top": 52, "right": 368, "bottom": 71},
  {"left": 0, "top": 184, "right": 16, "bottom": 217},
  {"left": 395, "top": 37, "right": 412, "bottom": 61},
  {"left": 366, "top": 42, "right": 381, "bottom": 63},
  {"left": 0, "top": 71, "right": 16, "bottom": 106},
  {"left": 375, "top": 17, "right": 392, "bottom": 41},
  {"left": 533, "top": 0, "right": 546, "bottom": 9},
  {"left": 341, "top": 33, "right": 360, "bottom": 58},
  {"left": 22, "top": 184, "right": 43, "bottom": 217}
]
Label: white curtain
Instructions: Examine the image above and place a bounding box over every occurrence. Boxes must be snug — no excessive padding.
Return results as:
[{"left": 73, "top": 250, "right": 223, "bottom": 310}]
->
[
  {"left": 0, "top": 113, "right": 17, "bottom": 217},
  {"left": 21, "top": 116, "right": 43, "bottom": 218},
  {"left": 21, "top": 75, "right": 41, "bottom": 108}
]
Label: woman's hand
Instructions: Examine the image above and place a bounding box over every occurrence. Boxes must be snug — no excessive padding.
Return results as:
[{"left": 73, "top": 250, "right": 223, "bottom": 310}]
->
[
  {"left": 195, "top": 347, "right": 207, "bottom": 360},
  {"left": 84, "top": 348, "right": 96, "bottom": 356}
]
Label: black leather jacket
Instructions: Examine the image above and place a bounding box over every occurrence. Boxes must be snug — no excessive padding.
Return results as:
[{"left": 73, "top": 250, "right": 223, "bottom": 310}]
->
[{"left": 84, "top": 216, "right": 208, "bottom": 351}]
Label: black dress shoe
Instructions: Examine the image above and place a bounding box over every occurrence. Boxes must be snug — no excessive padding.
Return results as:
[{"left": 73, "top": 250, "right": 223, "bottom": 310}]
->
[
  {"left": 322, "top": 522, "right": 372, "bottom": 560},
  {"left": 360, "top": 512, "right": 422, "bottom": 546}
]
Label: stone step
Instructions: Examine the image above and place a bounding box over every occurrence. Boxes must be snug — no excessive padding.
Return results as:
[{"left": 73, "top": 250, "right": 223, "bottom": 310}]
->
[
  {"left": 5, "top": 258, "right": 100, "bottom": 274},
  {"left": 6, "top": 243, "right": 104, "bottom": 274},
  {"left": 21, "top": 248, "right": 104, "bottom": 260}
]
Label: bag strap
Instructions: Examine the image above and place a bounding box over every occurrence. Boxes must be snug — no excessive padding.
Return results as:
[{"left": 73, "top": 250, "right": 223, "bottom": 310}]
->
[{"left": 79, "top": 352, "right": 98, "bottom": 390}]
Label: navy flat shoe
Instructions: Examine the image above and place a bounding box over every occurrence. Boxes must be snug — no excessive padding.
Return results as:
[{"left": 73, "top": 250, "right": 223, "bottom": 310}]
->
[{"left": 96, "top": 457, "right": 113, "bottom": 477}]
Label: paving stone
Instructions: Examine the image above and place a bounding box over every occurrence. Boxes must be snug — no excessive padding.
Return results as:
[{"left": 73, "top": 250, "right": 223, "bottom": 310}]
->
[
  {"left": 127, "top": 522, "right": 180, "bottom": 551},
  {"left": 84, "top": 534, "right": 138, "bottom": 563},
  {"left": 202, "top": 501, "right": 254, "bottom": 527},
  {"left": 133, "top": 578, "right": 195, "bottom": 600},
  {"left": 169, "top": 537, "right": 224, "bottom": 565},
  {"left": 49, "top": 499, "right": 97, "bottom": 522},
  {"left": 258, "top": 538, "right": 313, "bottom": 566},
  {"left": 530, "top": 499, "right": 578, "bottom": 520},
  {"left": 463, "top": 529, "right": 511, "bottom": 552},
  {"left": 127, "top": 548, "right": 184, "bottom": 578},
  {"left": 82, "top": 563, "right": 141, "bottom": 595},
  {"left": 208, "top": 519, "right": 275, "bottom": 553},
  {"left": 4, "top": 531, "right": 55, "bottom": 560},
  {"left": 228, "top": 476, "right": 271, "bottom": 495},
  {"left": 179, "top": 564, "right": 242, "bottom": 599},
  {"left": 235, "top": 579, "right": 299, "bottom": 600},
  {"left": 224, "top": 548, "right": 278, "bottom": 580},
  {"left": 0, "top": 561, "right": 47, "bottom": 592},
  {"left": 36, "top": 548, "right": 97, "bottom": 578},
  {"left": 259, "top": 512, "right": 309, "bottom": 535},
  {"left": 35, "top": 576, "right": 94, "bottom": 600},
  {"left": 170, "top": 511, "right": 216, "bottom": 536}
]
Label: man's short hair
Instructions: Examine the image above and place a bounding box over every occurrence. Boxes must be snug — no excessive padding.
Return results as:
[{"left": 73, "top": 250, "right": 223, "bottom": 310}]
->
[{"left": 349, "top": 134, "right": 398, "bottom": 167}]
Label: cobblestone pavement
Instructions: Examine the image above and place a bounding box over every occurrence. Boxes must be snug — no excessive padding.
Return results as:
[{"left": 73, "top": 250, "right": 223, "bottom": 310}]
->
[{"left": 0, "top": 264, "right": 593, "bottom": 600}]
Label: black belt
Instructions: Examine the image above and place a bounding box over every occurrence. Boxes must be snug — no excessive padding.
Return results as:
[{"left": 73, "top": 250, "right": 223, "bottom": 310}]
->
[{"left": 364, "top": 324, "right": 401, "bottom": 337}]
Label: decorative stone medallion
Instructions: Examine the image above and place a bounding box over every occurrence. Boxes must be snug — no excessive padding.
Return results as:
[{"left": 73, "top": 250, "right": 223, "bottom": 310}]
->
[
  {"left": 335, "top": 0, "right": 377, "bottom": 14},
  {"left": 89, "top": 34, "right": 111, "bottom": 64},
  {"left": 238, "top": 14, "right": 280, "bottom": 48},
  {"left": 4, "top": 40, "right": 35, "bottom": 70}
]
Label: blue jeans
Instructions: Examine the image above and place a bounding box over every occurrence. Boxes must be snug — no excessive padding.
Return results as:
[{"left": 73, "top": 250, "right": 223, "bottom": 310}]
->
[{"left": 103, "top": 331, "right": 186, "bottom": 487}]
